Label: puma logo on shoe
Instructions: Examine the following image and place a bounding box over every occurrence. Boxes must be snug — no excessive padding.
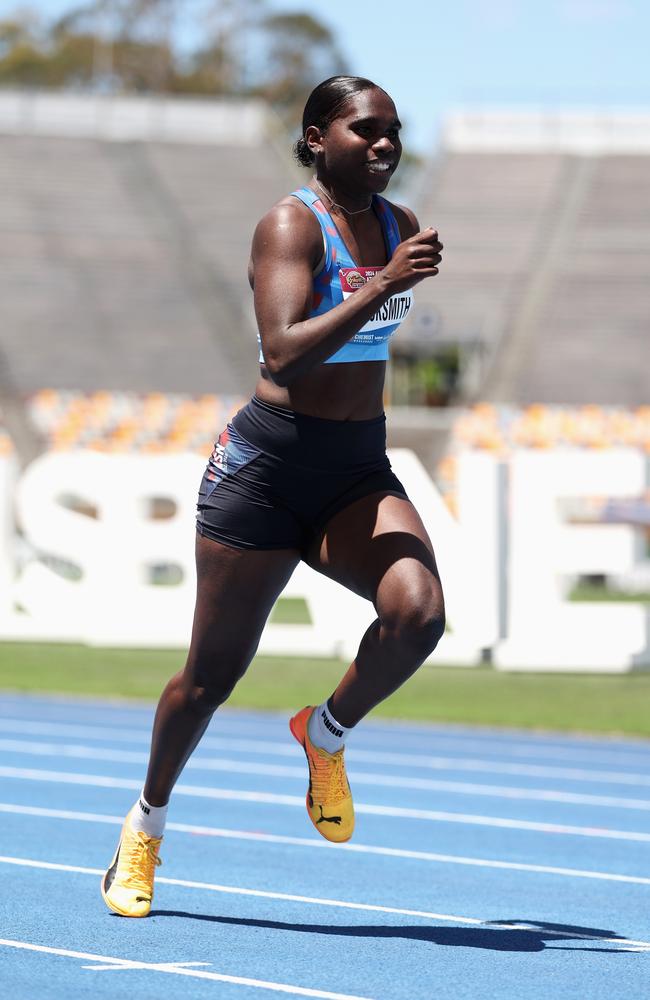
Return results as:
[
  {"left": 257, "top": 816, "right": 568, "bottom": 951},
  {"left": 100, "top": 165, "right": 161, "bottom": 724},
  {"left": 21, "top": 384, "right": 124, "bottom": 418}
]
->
[{"left": 316, "top": 804, "right": 341, "bottom": 826}]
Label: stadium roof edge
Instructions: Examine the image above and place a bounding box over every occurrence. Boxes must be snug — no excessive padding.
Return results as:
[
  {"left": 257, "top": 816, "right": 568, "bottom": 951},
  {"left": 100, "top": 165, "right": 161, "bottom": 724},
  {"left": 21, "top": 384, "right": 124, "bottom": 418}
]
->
[
  {"left": 0, "top": 89, "right": 269, "bottom": 145},
  {"left": 442, "top": 109, "right": 650, "bottom": 154}
]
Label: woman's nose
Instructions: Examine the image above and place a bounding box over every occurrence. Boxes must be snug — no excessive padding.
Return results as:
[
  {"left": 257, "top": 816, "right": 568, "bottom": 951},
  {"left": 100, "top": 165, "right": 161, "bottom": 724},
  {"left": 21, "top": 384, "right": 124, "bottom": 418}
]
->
[{"left": 373, "top": 135, "right": 395, "bottom": 154}]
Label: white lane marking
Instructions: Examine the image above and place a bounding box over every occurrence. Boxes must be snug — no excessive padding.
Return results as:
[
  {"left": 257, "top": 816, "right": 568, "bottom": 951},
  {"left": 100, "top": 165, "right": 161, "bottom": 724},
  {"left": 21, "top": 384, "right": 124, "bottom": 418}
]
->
[
  {"left": 2, "top": 804, "right": 650, "bottom": 886},
  {"left": 204, "top": 726, "right": 650, "bottom": 775},
  {"left": 0, "top": 706, "right": 650, "bottom": 768},
  {"left": 1, "top": 717, "right": 649, "bottom": 786},
  {"left": 2, "top": 765, "right": 650, "bottom": 842},
  {"left": 2, "top": 861, "right": 649, "bottom": 953},
  {"left": 0, "top": 939, "right": 371, "bottom": 998},
  {"left": 82, "top": 961, "right": 211, "bottom": 971},
  {"left": 4, "top": 737, "right": 650, "bottom": 810},
  {"left": 200, "top": 720, "right": 650, "bottom": 768},
  {"left": 5, "top": 857, "right": 650, "bottom": 952}
]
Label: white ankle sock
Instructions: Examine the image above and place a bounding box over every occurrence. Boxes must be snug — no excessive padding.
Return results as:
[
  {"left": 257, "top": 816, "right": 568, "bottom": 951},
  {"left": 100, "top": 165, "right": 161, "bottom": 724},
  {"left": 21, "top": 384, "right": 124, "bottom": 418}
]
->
[
  {"left": 129, "top": 792, "right": 168, "bottom": 839},
  {"left": 308, "top": 700, "right": 351, "bottom": 754}
]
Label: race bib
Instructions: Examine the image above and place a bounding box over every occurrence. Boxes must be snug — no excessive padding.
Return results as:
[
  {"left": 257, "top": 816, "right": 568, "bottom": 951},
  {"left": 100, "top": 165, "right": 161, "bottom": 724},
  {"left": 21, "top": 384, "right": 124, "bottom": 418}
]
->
[{"left": 339, "top": 266, "right": 413, "bottom": 339}]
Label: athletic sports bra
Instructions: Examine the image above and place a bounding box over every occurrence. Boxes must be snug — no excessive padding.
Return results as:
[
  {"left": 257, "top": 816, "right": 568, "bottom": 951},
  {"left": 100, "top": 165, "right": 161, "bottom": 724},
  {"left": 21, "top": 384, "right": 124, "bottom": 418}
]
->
[{"left": 257, "top": 185, "right": 413, "bottom": 365}]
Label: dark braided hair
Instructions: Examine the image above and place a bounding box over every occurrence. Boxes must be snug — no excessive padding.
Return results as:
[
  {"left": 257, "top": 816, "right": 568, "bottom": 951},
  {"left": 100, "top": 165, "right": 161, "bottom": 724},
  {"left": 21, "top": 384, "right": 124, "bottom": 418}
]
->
[{"left": 293, "top": 76, "right": 383, "bottom": 167}]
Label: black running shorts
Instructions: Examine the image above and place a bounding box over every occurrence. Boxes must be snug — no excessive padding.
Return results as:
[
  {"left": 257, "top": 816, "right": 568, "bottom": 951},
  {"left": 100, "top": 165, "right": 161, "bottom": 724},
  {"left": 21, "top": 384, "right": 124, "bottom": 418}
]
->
[{"left": 196, "top": 395, "right": 408, "bottom": 554}]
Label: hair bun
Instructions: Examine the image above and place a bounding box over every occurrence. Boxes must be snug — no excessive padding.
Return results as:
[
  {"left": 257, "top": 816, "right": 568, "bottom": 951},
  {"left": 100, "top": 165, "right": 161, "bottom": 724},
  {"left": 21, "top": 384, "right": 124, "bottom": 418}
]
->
[{"left": 293, "top": 136, "right": 314, "bottom": 167}]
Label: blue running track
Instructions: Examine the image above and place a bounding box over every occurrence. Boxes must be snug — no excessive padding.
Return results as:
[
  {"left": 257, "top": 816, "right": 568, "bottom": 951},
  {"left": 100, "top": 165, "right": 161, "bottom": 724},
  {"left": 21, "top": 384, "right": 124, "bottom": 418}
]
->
[{"left": 1, "top": 693, "right": 649, "bottom": 999}]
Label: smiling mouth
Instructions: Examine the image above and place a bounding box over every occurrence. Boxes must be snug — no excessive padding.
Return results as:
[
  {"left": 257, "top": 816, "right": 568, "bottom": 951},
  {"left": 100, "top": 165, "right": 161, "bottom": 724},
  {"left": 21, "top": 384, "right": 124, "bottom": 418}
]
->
[{"left": 366, "top": 161, "right": 393, "bottom": 174}]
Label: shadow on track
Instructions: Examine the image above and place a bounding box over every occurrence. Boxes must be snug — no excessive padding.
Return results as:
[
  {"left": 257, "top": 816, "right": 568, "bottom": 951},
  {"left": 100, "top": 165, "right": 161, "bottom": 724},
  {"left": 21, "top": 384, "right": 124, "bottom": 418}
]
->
[{"left": 147, "top": 912, "right": 636, "bottom": 953}]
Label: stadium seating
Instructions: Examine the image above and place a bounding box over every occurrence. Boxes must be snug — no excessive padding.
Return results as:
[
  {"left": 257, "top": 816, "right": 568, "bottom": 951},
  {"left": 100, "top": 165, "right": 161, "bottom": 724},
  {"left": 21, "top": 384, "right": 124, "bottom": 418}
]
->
[
  {"left": 414, "top": 125, "right": 650, "bottom": 406},
  {"left": 509, "top": 156, "right": 650, "bottom": 404},
  {"left": 27, "top": 388, "right": 243, "bottom": 455},
  {"left": 0, "top": 94, "right": 298, "bottom": 398}
]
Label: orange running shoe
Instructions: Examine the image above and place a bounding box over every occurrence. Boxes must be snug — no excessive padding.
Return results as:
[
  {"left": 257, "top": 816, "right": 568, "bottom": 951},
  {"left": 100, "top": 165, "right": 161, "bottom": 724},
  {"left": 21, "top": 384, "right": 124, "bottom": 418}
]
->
[{"left": 289, "top": 706, "right": 354, "bottom": 843}]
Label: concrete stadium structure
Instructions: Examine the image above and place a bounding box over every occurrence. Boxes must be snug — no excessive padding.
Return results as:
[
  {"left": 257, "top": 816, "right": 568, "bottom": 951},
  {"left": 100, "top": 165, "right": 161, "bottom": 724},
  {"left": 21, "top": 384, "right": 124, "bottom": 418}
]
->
[
  {"left": 413, "top": 110, "right": 650, "bottom": 407},
  {"left": 0, "top": 91, "right": 298, "bottom": 401}
]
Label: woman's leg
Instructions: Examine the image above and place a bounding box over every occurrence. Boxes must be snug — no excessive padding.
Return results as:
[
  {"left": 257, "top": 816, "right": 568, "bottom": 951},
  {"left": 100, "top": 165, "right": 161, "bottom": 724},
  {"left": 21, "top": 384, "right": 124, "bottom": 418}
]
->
[
  {"left": 144, "top": 532, "right": 300, "bottom": 805},
  {"left": 289, "top": 491, "right": 444, "bottom": 847},
  {"left": 102, "top": 532, "right": 299, "bottom": 916},
  {"left": 306, "top": 491, "right": 445, "bottom": 727}
]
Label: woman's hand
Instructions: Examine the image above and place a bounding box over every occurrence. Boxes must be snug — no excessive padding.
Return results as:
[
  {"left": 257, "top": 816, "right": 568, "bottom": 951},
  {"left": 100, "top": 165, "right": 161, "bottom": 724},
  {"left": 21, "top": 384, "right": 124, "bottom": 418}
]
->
[{"left": 379, "top": 227, "right": 443, "bottom": 294}]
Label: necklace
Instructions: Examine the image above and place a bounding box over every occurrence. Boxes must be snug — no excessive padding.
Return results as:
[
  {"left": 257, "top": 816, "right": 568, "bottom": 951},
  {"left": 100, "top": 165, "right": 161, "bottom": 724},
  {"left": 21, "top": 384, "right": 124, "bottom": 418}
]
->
[{"left": 313, "top": 178, "right": 372, "bottom": 216}]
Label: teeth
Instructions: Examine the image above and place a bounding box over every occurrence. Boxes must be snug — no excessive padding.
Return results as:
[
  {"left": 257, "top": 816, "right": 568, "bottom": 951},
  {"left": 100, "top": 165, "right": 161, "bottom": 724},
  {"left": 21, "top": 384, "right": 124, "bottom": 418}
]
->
[{"left": 368, "top": 163, "right": 391, "bottom": 172}]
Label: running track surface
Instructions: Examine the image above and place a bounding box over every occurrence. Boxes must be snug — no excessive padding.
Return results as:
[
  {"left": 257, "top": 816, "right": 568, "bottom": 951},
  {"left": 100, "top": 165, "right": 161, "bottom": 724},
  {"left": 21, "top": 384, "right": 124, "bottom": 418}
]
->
[{"left": 1, "top": 694, "right": 649, "bottom": 1000}]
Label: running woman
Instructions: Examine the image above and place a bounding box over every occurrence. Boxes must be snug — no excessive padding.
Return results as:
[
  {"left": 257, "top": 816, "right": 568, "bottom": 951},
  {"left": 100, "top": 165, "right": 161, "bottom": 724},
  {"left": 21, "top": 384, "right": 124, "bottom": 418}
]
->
[{"left": 102, "top": 76, "right": 445, "bottom": 917}]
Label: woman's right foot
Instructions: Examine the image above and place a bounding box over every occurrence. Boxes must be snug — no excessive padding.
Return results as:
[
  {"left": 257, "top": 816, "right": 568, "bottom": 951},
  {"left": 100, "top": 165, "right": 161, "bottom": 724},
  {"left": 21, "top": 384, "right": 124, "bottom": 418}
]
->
[
  {"left": 101, "top": 808, "right": 162, "bottom": 917},
  {"left": 289, "top": 706, "right": 355, "bottom": 843}
]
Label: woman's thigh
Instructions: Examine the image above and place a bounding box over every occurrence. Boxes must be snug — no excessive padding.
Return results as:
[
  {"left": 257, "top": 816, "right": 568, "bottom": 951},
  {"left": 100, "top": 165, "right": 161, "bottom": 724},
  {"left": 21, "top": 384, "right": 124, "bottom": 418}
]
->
[
  {"left": 186, "top": 532, "right": 300, "bottom": 677},
  {"left": 305, "top": 491, "right": 443, "bottom": 615}
]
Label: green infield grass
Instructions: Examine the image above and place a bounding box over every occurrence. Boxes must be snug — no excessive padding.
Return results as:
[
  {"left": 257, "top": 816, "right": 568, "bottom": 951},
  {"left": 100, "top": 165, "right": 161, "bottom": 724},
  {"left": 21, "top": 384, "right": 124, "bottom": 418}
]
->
[{"left": 1, "top": 638, "right": 649, "bottom": 737}]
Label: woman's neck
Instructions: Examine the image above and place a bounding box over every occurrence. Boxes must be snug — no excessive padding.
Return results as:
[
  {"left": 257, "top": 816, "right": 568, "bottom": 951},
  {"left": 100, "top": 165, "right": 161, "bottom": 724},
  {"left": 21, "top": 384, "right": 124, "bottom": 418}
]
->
[{"left": 312, "top": 177, "right": 373, "bottom": 217}]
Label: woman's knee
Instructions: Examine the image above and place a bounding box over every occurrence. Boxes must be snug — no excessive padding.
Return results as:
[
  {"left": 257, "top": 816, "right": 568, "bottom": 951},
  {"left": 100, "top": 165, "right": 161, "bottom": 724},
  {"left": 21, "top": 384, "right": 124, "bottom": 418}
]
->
[
  {"left": 380, "top": 583, "right": 446, "bottom": 657},
  {"left": 181, "top": 660, "right": 248, "bottom": 717}
]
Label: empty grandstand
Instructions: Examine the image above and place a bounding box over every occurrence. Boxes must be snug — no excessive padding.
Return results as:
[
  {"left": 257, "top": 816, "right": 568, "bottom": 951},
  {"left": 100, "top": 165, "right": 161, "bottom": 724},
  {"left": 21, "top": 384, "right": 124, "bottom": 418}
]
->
[
  {"left": 412, "top": 110, "right": 650, "bottom": 407},
  {"left": 0, "top": 91, "right": 299, "bottom": 402}
]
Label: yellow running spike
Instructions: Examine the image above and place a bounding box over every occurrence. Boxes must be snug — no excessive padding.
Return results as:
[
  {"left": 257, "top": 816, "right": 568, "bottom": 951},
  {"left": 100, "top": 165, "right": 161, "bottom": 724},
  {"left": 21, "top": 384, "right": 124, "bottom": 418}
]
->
[
  {"left": 290, "top": 706, "right": 355, "bottom": 843},
  {"left": 101, "top": 808, "right": 162, "bottom": 917}
]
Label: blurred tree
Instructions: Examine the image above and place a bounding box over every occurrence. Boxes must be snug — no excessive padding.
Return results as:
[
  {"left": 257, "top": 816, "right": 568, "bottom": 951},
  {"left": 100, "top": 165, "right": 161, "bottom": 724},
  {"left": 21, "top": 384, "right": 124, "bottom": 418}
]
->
[
  {"left": 0, "top": 1, "right": 347, "bottom": 106},
  {"left": 0, "top": 15, "right": 48, "bottom": 86},
  {"left": 179, "top": 0, "right": 263, "bottom": 96},
  {"left": 250, "top": 12, "right": 346, "bottom": 127},
  {"left": 53, "top": 0, "right": 177, "bottom": 91}
]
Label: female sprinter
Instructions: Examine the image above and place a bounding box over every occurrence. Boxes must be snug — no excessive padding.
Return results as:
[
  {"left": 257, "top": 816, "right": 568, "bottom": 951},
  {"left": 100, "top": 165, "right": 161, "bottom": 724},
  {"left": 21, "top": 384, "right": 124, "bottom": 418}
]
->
[{"left": 102, "top": 75, "right": 445, "bottom": 917}]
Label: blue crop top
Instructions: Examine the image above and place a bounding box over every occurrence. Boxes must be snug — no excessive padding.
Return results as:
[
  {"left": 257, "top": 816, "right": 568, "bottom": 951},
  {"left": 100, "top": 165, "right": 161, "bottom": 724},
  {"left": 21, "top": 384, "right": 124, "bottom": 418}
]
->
[{"left": 257, "top": 186, "right": 413, "bottom": 365}]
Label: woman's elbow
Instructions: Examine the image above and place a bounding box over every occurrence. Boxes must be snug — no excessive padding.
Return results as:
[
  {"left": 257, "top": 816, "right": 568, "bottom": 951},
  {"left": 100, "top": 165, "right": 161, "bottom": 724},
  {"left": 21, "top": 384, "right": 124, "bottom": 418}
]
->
[
  {"left": 261, "top": 350, "right": 293, "bottom": 387},
  {"left": 265, "top": 364, "right": 292, "bottom": 387},
  {"left": 260, "top": 335, "right": 300, "bottom": 387}
]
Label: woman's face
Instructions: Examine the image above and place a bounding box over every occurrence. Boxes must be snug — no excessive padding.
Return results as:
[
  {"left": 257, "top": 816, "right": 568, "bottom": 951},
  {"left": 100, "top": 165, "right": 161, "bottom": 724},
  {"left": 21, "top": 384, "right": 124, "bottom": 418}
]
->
[{"left": 311, "top": 87, "right": 403, "bottom": 195}]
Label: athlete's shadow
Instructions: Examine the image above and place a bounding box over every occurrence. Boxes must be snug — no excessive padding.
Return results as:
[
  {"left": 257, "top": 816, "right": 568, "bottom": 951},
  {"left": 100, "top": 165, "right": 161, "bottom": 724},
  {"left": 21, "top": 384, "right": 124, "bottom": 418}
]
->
[{"left": 147, "top": 912, "right": 635, "bottom": 953}]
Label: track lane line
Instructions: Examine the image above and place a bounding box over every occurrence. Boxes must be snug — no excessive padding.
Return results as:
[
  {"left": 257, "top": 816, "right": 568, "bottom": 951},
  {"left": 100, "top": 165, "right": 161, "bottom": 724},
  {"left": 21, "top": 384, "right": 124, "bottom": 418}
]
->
[
  {"left": 2, "top": 860, "right": 649, "bottom": 952},
  {"left": 2, "top": 718, "right": 649, "bottom": 786},
  {"left": 11, "top": 738, "right": 650, "bottom": 810},
  {"left": 4, "top": 738, "right": 650, "bottom": 810},
  {"left": 0, "top": 939, "right": 371, "bottom": 998},
  {"left": 0, "top": 857, "right": 650, "bottom": 952},
  {"left": 2, "top": 766, "right": 650, "bottom": 841},
  {"left": 3, "top": 710, "right": 650, "bottom": 765},
  {"left": 2, "top": 804, "right": 649, "bottom": 885},
  {"left": 6, "top": 739, "right": 650, "bottom": 812}
]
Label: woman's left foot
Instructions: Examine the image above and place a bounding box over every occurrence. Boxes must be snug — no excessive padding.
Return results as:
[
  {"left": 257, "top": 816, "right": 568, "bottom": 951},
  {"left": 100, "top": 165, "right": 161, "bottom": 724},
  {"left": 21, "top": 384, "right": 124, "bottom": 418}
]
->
[
  {"left": 101, "top": 808, "right": 163, "bottom": 917},
  {"left": 289, "top": 706, "right": 355, "bottom": 843}
]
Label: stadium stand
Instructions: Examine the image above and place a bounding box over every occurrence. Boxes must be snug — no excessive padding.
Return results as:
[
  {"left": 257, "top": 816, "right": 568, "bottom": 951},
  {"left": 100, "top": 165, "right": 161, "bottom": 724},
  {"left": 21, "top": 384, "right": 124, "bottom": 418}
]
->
[
  {"left": 2, "top": 96, "right": 650, "bottom": 474},
  {"left": 27, "top": 388, "right": 243, "bottom": 455},
  {"left": 412, "top": 111, "right": 650, "bottom": 407},
  {"left": 0, "top": 92, "right": 298, "bottom": 402}
]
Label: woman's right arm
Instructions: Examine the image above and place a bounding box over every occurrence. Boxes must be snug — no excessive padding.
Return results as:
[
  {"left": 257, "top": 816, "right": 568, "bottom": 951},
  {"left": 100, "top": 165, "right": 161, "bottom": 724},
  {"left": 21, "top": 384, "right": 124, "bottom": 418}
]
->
[{"left": 252, "top": 201, "right": 442, "bottom": 387}]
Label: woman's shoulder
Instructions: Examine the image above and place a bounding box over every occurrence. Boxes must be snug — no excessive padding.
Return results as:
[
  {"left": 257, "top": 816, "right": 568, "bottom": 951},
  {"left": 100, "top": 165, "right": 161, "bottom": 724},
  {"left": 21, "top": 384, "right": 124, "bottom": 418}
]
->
[
  {"left": 251, "top": 190, "right": 323, "bottom": 264},
  {"left": 257, "top": 190, "right": 316, "bottom": 225}
]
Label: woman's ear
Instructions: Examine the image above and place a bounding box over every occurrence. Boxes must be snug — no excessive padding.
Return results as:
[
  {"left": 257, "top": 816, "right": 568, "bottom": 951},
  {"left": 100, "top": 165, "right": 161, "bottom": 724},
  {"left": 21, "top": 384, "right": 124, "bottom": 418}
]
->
[{"left": 305, "top": 124, "right": 324, "bottom": 159}]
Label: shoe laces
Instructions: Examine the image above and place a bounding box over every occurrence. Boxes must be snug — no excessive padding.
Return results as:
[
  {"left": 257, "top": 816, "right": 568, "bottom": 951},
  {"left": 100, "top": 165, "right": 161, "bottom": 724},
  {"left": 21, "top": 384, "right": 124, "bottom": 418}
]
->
[
  {"left": 124, "top": 831, "right": 162, "bottom": 894},
  {"left": 310, "top": 746, "right": 349, "bottom": 804}
]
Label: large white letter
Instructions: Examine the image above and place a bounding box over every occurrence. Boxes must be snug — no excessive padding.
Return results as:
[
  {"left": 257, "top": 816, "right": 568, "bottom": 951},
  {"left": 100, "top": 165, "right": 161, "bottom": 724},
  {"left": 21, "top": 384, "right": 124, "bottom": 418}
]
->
[{"left": 496, "top": 449, "right": 650, "bottom": 671}]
